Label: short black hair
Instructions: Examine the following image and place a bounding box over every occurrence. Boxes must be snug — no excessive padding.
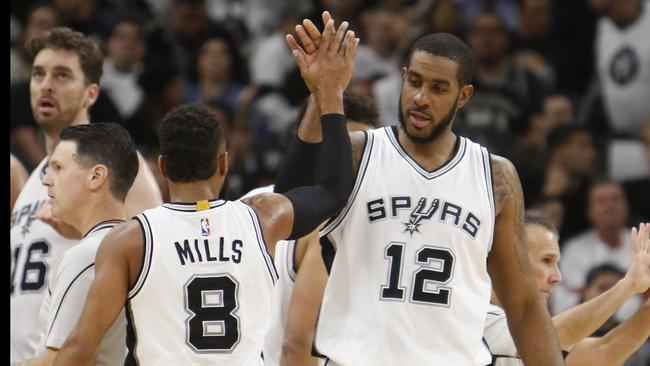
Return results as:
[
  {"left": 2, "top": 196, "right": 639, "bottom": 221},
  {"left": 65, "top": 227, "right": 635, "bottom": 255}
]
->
[
  {"left": 343, "top": 91, "right": 381, "bottom": 128},
  {"left": 60, "top": 123, "right": 138, "bottom": 202},
  {"left": 524, "top": 211, "right": 559, "bottom": 238},
  {"left": 585, "top": 263, "right": 625, "bottom": 286},
  {"left": 546, "top": 124, "right": 589, "bottom": 153},
  {"left": 159, "top": 103, "right": 225, "bottom": 182},
  {"left": 404, "top": 33, "right": 474, "bottom": 86}
]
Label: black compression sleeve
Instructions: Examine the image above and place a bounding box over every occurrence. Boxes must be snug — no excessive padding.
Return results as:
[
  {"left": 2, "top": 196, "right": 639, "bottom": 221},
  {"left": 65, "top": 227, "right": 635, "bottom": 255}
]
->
[
  {"left": 283, "top": 114, "right": 352, "bottom": 239},
  {"left": 273, "top": 134, "right": 321, "bottom": 194}
]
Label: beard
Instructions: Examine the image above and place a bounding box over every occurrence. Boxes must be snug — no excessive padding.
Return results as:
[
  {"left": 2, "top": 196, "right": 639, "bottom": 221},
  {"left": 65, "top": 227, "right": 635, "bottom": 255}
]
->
[{"left": 398, "top": 93, "right": 459, "bottom": 144}]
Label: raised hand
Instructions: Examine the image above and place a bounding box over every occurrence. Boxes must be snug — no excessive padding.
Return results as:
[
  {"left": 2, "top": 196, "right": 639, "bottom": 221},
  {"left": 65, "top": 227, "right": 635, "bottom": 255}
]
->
[
  {"left": 624, "top": 223, "right": 650, "bottom": 294},
  {"left": 288, "top": 18, "right": 359, "bottom": 114},
  {"left": 36, "top": 200, "right": 82, "bottom": 239}
]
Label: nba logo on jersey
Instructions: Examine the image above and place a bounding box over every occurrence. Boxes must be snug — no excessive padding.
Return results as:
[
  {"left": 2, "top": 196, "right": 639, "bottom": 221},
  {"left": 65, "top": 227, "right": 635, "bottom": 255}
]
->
[{"left": 200, "top": 218, "right": 211, "bottom": 236}]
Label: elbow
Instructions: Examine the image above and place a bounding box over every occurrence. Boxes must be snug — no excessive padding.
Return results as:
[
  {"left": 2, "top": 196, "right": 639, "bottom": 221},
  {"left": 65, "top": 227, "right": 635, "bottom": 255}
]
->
[{"left": 281, "top": 335, "right": 312, "bottom": 362}]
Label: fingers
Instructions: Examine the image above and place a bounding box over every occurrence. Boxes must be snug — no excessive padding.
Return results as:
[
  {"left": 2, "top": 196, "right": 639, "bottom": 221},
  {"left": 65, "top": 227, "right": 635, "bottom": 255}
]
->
[
  {"left": 640, "top": 223, "right": 650, "bottom": 253},
  {"left": 322, "top": 10, "right": 332, "bottom": 26},
  {"left": 320, "top": 19, "right": 336, "bottom": 52},
  {"left": 303, "top": 19, "right": 322, "bottom": 49},
  {"left": 285, "top": 34, "right": 301, "bottom": 51},
  {"left": 296, "top": 24, "right": 318, "bottom": 55},
  {"left": 329, "top": 21, "right": 349, "bottom": 54},
  {"left": 633, "top": 226, "right": 640, "bottom": 252}
]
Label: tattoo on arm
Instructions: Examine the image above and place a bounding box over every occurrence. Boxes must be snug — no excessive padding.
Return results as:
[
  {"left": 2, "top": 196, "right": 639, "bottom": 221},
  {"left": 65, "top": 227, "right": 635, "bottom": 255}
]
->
[{"left": 491, "top": 155, "right": 531, "bottom": 275}]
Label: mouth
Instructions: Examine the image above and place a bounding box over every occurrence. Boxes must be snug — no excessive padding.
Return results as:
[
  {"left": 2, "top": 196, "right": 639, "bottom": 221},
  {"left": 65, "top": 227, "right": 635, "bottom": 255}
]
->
[
  {"left": 408, "top": 111, "right": 432, "bottom": 128},
  {"left": 37, "top": 99, "right": 57, "bottom": 114}
]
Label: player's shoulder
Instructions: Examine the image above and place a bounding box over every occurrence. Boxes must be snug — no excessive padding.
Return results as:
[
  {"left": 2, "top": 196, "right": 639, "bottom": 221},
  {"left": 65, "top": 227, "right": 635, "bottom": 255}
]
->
[
  {"left": 240, "top": 184, "right": 275, "bottom": 200},
  {"left": 489, "top": 154, "right": 522, "bottom": 213}
]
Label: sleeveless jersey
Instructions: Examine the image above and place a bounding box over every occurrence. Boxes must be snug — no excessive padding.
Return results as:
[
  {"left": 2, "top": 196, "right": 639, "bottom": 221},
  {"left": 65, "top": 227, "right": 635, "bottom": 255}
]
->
[
  {"left": 126, "top": 199, "right": 277, "bottom": 365},
  {"left": 314, "top": 127, "right": 496, "bottom": 365},
  {"left": 262, "top": 239, "right": 297, "bottom": 366},
  {"left": 37, "top": 220, "right": 127, "bottom": 365},
  {"left": 10, "top": 157, "right": 78, "bottom": 362},
  {"left": 483, "top": 303, "right": 520, "bottom": 366}
]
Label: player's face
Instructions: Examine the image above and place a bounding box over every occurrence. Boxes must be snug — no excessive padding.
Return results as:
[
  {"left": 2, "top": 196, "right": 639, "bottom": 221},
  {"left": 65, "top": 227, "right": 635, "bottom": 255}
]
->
[
  {"left": 525, "top": 224, "right": 562, "bottom": 302},
  {"left": 42, "top": 140, "right": 88, "bottom": 225},
  {"left": 30, "top": 48, "right": 94, "bottom": 133},
  {"left": 398, "top": 51, "right": 472, "bottom": 143}
]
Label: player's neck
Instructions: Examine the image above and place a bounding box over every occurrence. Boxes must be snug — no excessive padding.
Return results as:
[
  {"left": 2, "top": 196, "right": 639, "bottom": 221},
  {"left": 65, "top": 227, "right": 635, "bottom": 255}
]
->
[
  {"left": 44, "top": 112, "right": 91, "bottom": 155},
  {"left": 397, "top": 127, "right": 459, "bottom": 172},
  {"left": 168, "top": 180, "right": 223, "bottom": 204},
  {"left": 77, "top": 199, "right": 126, "bottom": 237}
]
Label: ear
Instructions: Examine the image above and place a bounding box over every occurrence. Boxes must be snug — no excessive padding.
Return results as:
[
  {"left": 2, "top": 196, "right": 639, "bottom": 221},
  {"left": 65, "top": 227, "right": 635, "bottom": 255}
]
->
[
  {"left": 218, "top": 151, "right": 228, "bottom": 177},
  {"left": 455, "top": 84, "right": 474, "bottom": 110},
  {"left": 157, "top": 155, "right": 168, "bottom": 179},
  {"left": 88, "top": 164, "right": 109, "bottom": 192},
  {"left": 401, "top": 66, "right": 407, "bottom": 80},
  {"left": 82, "top": 83, "right": 100, "bottom": 109}
]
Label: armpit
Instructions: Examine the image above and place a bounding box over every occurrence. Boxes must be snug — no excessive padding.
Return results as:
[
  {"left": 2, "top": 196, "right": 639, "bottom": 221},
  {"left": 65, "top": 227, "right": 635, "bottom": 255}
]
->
[{"left": 350, "top": 131, "right": 367, "bottom": 178}]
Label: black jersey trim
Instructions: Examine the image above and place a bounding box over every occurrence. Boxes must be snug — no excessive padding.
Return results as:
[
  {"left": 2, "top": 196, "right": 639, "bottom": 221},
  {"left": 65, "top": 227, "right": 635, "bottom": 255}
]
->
[
  {"left": 162, "top": 199, "right": 226, "bottom": 212},
  {"left": 47, "top": 263, "right": 95, "bottom": 338},
  {"left": 287, "top": 239, "right": 297, "bottom": 282},
  {"left": 82, "top": 219, "right": 124, "bottom": 238},
  {"left": 386, "top": 126, "right": 466, "bottom": 180},
  {"left": 127, "top": 215, "right": 153, "bottom": 299},
  {"left": 320, "top": 130, "right": 373, "bottom": 237},
  {"left": 243, "top": 204, "right": 279, "bottom": 285},
  {"left": 124, "top": 301, "right": 140, "bottom": 365},
  {"left": 481, "top": 148, "right": 496, "bottom": 253},
  {"left": 319, "top": 235, "right": 336, "bottom": 275}
]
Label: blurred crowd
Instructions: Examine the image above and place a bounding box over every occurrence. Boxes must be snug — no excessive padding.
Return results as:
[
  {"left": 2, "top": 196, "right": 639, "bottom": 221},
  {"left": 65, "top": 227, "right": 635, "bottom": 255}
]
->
[{"left": 9, "top": 0, "right": 650, "bottom": 321}]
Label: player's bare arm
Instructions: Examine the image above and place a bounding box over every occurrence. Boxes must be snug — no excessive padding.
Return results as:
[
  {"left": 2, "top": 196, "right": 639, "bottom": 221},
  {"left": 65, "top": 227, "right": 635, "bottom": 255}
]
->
[
  {"left": 553, "top": 222, "right": 650, "bottom": 348},
  {"left": 124, "top": 151, "right": 163, "bottom": 217},
  {"left": 281, "top": 234, "right": 327, "bottom": 366},
  {"left": 488, "top": 155, "right": 564, "bottom": 365},
  {"left": 566, "top": 296, "right": 650, "bottom": 366},
  {"left": 10, "top": 154, "right": 29, "bottom": 215},
  {"left": 53, "top": 220, "right": 144, "bottom": 366}
]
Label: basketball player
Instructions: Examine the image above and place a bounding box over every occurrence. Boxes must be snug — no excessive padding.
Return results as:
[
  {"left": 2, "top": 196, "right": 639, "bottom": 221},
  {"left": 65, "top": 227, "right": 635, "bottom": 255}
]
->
[
  {"left": 280, "top": 12, "right": 563, "bottom": 365},
  {"left": 485, "top": 217, "right": 650, "bottom": 365},
  {"left": 252, "top": 91, "right": 379, "bottom": 366},
  {"left": 10, "top": 27, "right": 162, "bottom": 363},
  {"left": 10, "top": 154, "right": 29, "bottom": 214},
  {"left": 53, "top": 20, "right": 358, "bottom": 365},
  {"left": 13, "top": 123, "right": 138, "bottom": 366}
]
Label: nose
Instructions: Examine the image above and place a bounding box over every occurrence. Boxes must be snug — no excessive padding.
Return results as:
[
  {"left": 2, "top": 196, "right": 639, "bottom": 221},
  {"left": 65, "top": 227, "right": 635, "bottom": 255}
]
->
[
  {"left": 42, "top": 166, "right": 53, "bottom": 187},
  {"left": 412, "top": 87, "right": 429, "bottom": 107},
  {"left": 549, "top": 265, "right": 562, "bottom": 285},
  {"left": 39, "top": 74, "right": 54, "bottom": 94}
]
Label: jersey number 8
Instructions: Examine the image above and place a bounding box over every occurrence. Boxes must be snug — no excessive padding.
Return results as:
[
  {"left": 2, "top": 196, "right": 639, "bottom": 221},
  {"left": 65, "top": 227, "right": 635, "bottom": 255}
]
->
[{"left": 184, "top": 274, "right": 241, "bottom": 353}]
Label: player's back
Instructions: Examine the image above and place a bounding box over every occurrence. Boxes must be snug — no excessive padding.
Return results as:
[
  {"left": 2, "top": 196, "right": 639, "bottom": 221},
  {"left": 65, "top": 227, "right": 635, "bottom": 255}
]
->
[
  {"left": 10, "top": 158, "right": 78, "bottom": 362},
  {"left": 126, "top": 199, "right": 276, "bottom": 365},
  {"left": 314, "top": 127, "right": 496, "bottom": 365}
]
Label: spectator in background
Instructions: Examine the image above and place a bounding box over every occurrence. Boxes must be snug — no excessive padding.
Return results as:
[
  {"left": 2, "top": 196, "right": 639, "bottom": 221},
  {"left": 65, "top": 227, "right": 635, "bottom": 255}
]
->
[
  {"left": 511, "top": 93, "right": 576, "bottom": 205},
  {"left": 185, "top": 31, "right": 248, "bottom": 109},
  {"left": 456, "top": 11, "right": 546, "bottom": 156},
  {"left": 100, "top": 17, "right": 146, "bottom": 121},
  {"left": 542, "top": 125, "right": 598, "bottom": 240},
  {"left": 354, "top": 5, "right": 405, "bottom": 85},
  {"left": 457, "top": 0, "right": 520, "bottom": 31},
  {"left": 592, "top": 0, "right": 650, "bottom": 135},
  {"left": 128, "top": 58, "right": 186, "bottom": 151},
  {"left": 50, "top": 0, "right": 115, "bottom": 40},
  {"left": 146, "top": 0, "right": 231, "bottom": 82},
  {"left": 11, "top": 3, "right": 60, "bottom": 83},
  {"left": 512, "top": 0, "right": 555, "bottom": 89},
  {"left": 417, "top": 0, "right": 465, "bottom": 39},
  {"left": 553, "top": 180, "right": 633, "bottom": 314}
]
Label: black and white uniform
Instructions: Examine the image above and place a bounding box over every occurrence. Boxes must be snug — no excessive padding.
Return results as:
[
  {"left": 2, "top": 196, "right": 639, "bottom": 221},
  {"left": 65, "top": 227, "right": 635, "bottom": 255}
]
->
[
  {"left": 125, "top": 200, "right": 277, "bottom": 365},
  {"left": 37, "top": 220, "right": 127, "bottom": 365},
  {"left": 314, "top": 127, "right": 496, "bottom": 365},
  {"left": 10, "top": 158, "right": 78, "bottom": 362}
]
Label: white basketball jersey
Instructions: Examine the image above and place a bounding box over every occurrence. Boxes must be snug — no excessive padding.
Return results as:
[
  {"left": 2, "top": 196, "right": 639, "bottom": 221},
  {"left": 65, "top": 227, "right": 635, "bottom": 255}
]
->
[
  {"left": 10, "top": 158, "right": 78, "bottom": 362},
  {"left": 126, "top": 199, "right": 277, "bottom": 365},
  {"left": 262, "top": 239, "right": 296, "bottom": 366},
  {"left": 483, "top": 303, "right": 520, "bottom": 366},
  {"left": 314, "top": 127, "right": 495, "bottom": 365},
  {"left": 37, "top": 220, "right": 127, "bottom": 366}
]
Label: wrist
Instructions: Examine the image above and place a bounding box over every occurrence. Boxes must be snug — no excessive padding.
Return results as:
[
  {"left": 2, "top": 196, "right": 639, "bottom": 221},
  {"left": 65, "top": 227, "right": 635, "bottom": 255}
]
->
[
  {"left": 618, "top": 276, "right": 638, "bottom": 297},
  {"left": 315, "top": 91, "right": 344, "bottom": 115}
]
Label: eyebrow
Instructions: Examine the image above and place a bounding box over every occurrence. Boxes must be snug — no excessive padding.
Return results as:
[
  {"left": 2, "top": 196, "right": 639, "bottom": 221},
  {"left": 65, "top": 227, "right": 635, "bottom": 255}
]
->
[
  {"left": 32, "top": 65, "right": 73, "bottom": 74},
  {"left": 406, "top": 71, "right": 451, "bottom": 86}
]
